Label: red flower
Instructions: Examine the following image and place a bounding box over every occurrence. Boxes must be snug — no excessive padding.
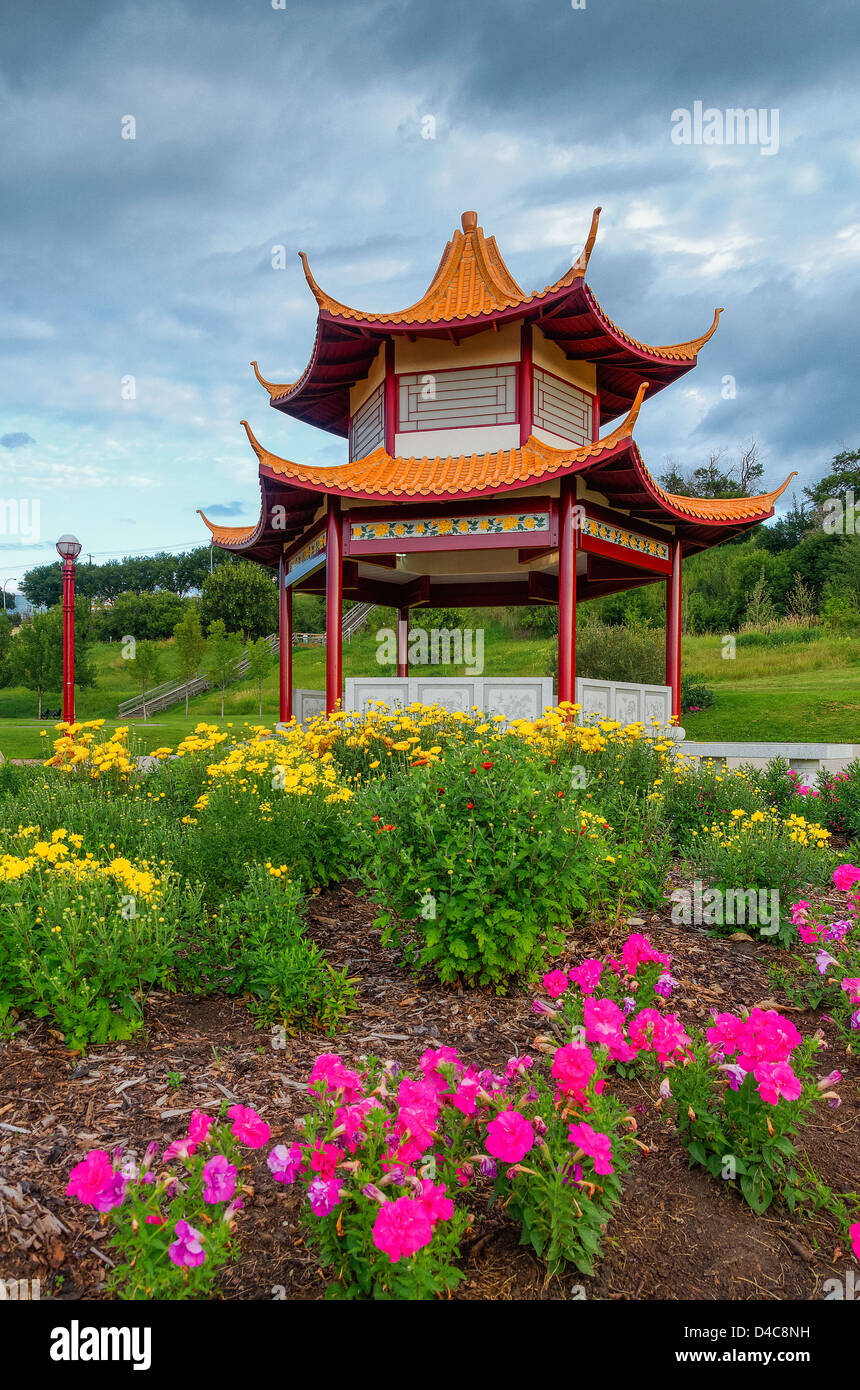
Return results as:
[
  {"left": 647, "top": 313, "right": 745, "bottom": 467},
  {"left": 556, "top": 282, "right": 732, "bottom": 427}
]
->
[
  {"left": 437, "top": 788, "right": 445, "bottom": 795},
  {"left": 372, "top": 814, "right": 380, "bottom": 822},
  {"left": 382, "top": 824, "right": 395, "bottom": 832},
  {"left": 557, "top": 792, "right": 564, "bottom": 799},
  {"left": 481, "top": 761, "right": 493, "bottom": 770},
  {"left": 466, "top": 802, "right": 474, "bottom": 810}
]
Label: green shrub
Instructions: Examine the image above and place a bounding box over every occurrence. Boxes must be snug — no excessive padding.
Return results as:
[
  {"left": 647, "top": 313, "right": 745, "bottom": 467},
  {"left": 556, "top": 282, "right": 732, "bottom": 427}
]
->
[
  {"left": 683, "top": 809, "right": 835, "bottom": 944},
  {"left": 355, "top": 737, "right": 649, "bottom": 989},
  {"left": 548, "top": 620, "right": 665, "bottom": 685},
  {"left": 680, "top": 673, "right": 714, "bottom": 712},
  {"left": 816, "top": 759, "right": 860, "bottom": 839},
  {"left": 177, "top": 867, "right": 357, "bottom": 1035},
  {"left": 0, "top": 853, "right": 191, "bottom": 1048}
]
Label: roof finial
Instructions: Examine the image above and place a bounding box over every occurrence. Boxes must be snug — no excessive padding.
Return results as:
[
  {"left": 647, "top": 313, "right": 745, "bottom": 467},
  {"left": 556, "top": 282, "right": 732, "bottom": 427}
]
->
[{"left": 461, "top": 211, "right": 478, "bottom": 233}]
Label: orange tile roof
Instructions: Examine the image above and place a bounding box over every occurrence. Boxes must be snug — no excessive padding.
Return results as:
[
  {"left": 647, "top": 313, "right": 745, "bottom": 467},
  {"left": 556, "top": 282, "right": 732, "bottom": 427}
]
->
[
  {"left": 641, "top": 464, "right": 798, "bottom": 521},
  {"left": 241, "top": 385, "right": 648, "bottom": 499},
  {"left": 585, "top": 288, "right": 723, "bottom": 362},
  {"left": 196, "top": 511, "right": 260, "bottom": 548},
  {"left": 297, "top": 207, "right": 603, "bottom": 326}
]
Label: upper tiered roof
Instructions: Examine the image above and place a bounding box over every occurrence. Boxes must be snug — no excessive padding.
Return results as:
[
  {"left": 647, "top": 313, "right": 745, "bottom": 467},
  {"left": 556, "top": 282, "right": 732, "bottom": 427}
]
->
[{"left": 251, "top": 208, "right": 723, "bottom": 433}]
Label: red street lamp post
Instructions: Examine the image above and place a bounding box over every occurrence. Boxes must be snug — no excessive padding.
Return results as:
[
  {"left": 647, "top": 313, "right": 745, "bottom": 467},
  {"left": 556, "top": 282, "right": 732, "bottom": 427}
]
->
[{"left": 56, "top": 534, "right": 82, "bottom": 723}]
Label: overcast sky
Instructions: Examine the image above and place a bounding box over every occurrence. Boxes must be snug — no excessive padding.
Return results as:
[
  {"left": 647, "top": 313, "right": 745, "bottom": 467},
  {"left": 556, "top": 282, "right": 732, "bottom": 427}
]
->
[{"left": 1, "top": 0, "right": 858, "bottom": 587}]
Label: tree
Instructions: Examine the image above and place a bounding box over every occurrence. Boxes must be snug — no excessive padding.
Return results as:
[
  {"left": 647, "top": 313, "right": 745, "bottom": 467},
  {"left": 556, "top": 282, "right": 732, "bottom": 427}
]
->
[
  {"left": 244, "top": 637, "right": 275, "bottom": 723},
  {"left": 755, "top": 493, "right": 811, "bottom": 554},
  {"left": 20, "top": 562, "right": 63, "bottom": 609},
  {"left": 744, "top": 574, "right": 777, "bottom": 629},
  {"left": 96, "top": 590, "right": 186, "bottom": 642},
  {"left": 0, "top": 612, "right": 12, "bottom": 686},
  {"left": 659, "top": 442, "right": 764, "bottom": 499},
  {"left": 173, "top": 606, "right": 207, "bottom": 719},
  {"left": 200, "top": 559, "right": 278, "bottom": 641},
  {"left": 133, "top": 641, "right": 163, "bottom": 720},
  {"left": 7, "top": 615, "right": 60, "bottom": 716},
  {"left": 203, "top": 619, "right": 243, "bottom": 720},
  {"left": 803, "top": 448, "right": 860, "bottom": 517},
  {"left": 7, "top": 600, "right": 95, "bottom": 716}
]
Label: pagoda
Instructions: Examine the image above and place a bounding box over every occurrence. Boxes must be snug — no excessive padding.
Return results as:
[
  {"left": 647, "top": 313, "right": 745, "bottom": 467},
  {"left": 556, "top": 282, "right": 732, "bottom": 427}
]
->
[{"left": 199, "top": 207, "right": 794, "bottom": 721}]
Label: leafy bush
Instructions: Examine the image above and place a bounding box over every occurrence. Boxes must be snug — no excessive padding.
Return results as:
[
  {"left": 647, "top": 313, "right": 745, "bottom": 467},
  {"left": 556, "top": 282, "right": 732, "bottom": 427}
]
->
[
  {"left": 679, "top": 673, "right": 714, "bottom": 713},
  {"left": 816, "top": 760, "right": 860, "bottom": 839},
  {"left": 355, "top": 737, "right": 622, "bottom": 989},
  {"left": 147, "top": 727, "right": 356, "bottom": 898},
  {"left": 683, "top": 809, "right": 835, "bottom": 942},
  {"left": 548, "top": 620, "right": 665, "bottom": 685},
  {"left": 0, "top": 833, "right": 190, "bottom": 1047},
  {"left": 658, "top": 759, "right": 765, "bottom": 846},
  {"left": 184, "top": 867, "right": 358, "bottom": 1035},
  {"left": 741, "top": 757, "right": 796, "bottom": 816}
]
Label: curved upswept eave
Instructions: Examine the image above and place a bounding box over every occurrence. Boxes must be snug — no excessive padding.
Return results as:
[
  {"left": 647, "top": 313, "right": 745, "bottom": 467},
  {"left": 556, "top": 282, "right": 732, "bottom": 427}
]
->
[
  {"left": 584, "top": 286, "right": 723, "bottom": 363},
  {"left": 632, "top": 460, "right": 798, "bottom": 524},
  {"left": 196, "top": 508, "right": 263, "bottom": 549}
]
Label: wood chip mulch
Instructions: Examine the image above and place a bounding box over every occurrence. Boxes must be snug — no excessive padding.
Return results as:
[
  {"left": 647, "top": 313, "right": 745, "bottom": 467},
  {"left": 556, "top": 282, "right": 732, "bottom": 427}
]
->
[{"left": 1, "top": 878, "right": 857, "bottom": 1301}]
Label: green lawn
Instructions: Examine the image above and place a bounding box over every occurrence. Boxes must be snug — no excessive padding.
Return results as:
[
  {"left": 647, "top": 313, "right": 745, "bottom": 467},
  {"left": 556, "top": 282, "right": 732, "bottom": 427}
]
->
[{"left": 1, "top": 628, "right": 858, "bottom": 760}]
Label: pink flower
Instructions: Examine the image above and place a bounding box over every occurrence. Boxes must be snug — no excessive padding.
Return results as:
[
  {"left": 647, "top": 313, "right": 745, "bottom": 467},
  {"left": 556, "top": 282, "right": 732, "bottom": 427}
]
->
[
  {"left": 187, "top": 1110, "right": 214, "bottom": 1148},
  {"left": 372, "top": 1195, "right": 434, "bottom": 1262},
  {"left": 163, "top": 1138, "right": 195, "bottom": 1163},
  {"left": 307, "top": 1176, "right": 342, "bottom": 1216},
  {"left": 65, "top": 1150, "right": 125, "bottom": 1212},
  {"left": 568, "top": 958, "right": 603, "bottom": 994},
  {"left": 335, "top": 1097, "right": 381, "bottom": 1148},
  {"left": 754, "top": 1061, "right": 802, "bottom": 1105},
  {"left": 201, "top": 1154, "right": 237, "bottom": 1204},
  {"left": 309, "top": 1142, "right": 341, "bottom": 1179},
  {"left": 842, "top": 978, "right": 860, "bottom": 1004},
  {"left": 420, "top": 1045, "right": 461, "bottom": 1093},
  {"left": 308, "top": 1053, "right": 363, "bottom": 1101},
  {"left": 144, "top": 1214, "right": 166, "bottom": 1226},
  {"left": 567, "top": 1121, "right": 614, "bottom": 1175},
  {"left": 542, "top": 970, "right": 569, "bottom": 998},
  {"left": 452, "top": 1070, "right": 482, "bottom": 1116},
  {"left": 621, "top": 933, "right": 671, "bottom": 976},
  {"left": 169, "top": 1219, "right": 206, "bottom": 1267},
  {"left": 850, "top": 1222, "right": 860, "bottom": 1261},
  {"left": 394, "top": 1078, "right": 439, "bottom": 1163},
  {"left": 417, "top": 1179, "right": 454, "bottom": 1224},
  {"left": 267, "top": 1142, "right": 305, "bottom": 1184},
  {"left": 227, "top": 1104, "right": 271, "bottom": 1148},
  {"left": 551, "top": 1044, "right": 596, "bottom": 1098},
  {"left": 833, "top": 864, "right": 860, "bottom": 892},
  {"left": 583, "top": 997, "right": 626, "bottom": 1049},
  {"left": 485, "top": 1109, "right": 534, "bottom": 1164}
]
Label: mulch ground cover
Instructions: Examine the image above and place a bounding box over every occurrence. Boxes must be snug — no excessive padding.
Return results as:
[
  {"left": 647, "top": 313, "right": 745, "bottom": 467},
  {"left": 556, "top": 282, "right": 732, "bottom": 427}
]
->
[{"left": 1, "top": 875, "right": 857, "bottom": 1301}]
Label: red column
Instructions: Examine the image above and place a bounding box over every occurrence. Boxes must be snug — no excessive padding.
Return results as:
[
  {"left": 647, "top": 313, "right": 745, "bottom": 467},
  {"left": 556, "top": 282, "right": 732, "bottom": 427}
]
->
[
  {"left": 519, "top": 321, "right": 533, "bottom": 446},
  {"left": 278, "top": 554, "right": 292, "bottom": 723},
  {"left": 325, "top": 497, "right": 342, "bottom": 714},
  {"left": 557, "top": 478, "right": 577, "bottom": 706},
  {"left": 665, "top": 539, "right": 682, "bottom": 721},
  {"left": 62, "top": 559, "right": 76, "bottom": 723},
  {"left": 384, "top": 338, "right": 396, "bottom": 454},
  {"left": 397, "top": 606, "right": 409, "bottom": 677}
]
